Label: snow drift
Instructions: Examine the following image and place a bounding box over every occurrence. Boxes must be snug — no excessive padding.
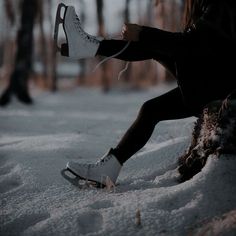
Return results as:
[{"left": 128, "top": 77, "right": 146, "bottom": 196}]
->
[{"left": 0, "top": 86, "right": 236, "bottom": 236}]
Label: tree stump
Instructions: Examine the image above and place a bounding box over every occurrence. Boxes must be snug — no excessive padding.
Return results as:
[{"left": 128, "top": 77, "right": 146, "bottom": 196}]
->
[{"left": 178, "top": 96, "right": 236, "bottom": 182}]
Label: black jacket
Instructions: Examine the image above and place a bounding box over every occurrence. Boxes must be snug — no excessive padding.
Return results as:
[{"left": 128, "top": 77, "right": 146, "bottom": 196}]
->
[{"left": 140, "top": 0, "right": 236, "bottom": 111}]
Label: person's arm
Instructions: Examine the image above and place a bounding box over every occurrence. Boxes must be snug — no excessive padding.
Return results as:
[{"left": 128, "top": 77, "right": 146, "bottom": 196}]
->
[
  {"left": 139, "top": 26, "right": 183, "bottom": 42},
  {"left": 122, "top": 23, "right": 184, "bottom": 43},
  {"left": 123, "top": 23, "right": 185, "bottom": 57}
]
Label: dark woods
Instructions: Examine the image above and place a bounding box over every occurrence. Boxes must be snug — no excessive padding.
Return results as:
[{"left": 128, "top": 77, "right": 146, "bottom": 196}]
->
[
  {"left": 0, "top": 0, "right": 184, "bottom": 106},
  {"left": 0, "top": 0, "right": 37, "bottom": 106}
]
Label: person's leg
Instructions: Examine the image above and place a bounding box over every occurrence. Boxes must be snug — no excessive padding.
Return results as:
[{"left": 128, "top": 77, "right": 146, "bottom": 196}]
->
[
  {"left": 111, "top": 87, "right": 198, "bottom": 164},
  {"left": 57, "top": 4, "right": 187, "bottom": 75},
  {"left": 97, "top": 28, "right": 184, "bottom": 63},
  {"left": 97, "top": 40, "right": 177, "bottom": 76},
  {"left": 66, "top": 86, "right": 197, "bottom": 186},
  {"left": 97, "top": 40, "right": 153, "bottom": 61}
]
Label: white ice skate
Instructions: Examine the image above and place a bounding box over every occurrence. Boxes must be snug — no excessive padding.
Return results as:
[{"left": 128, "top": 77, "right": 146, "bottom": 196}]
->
[
  {"left": 66, "top": 150, "right": 122, "bottom": 187},
  {"left": 54, "top": 3, "right": 102, "bottom": 59}
]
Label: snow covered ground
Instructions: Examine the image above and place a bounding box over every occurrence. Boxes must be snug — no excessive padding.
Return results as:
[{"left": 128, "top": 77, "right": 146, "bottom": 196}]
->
[{"left": 1, "top": 84, "right": 236, "bottom": 236}]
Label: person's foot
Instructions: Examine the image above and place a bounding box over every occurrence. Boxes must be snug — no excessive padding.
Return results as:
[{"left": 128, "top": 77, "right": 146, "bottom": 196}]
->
[
  {"left": 66, "top": 150, "right": 122, "bottom": 187},
  {"left": 54, "top": 3, "right": 102, "bottom": 59}
]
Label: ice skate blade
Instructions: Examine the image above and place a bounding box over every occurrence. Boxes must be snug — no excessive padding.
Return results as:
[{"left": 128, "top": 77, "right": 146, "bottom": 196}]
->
[
  {"left": 54, "top": 3, "right": 69, "bottom": 55},
  {"left": 62, "top": 168, "right": 106, "bottom": 188}
]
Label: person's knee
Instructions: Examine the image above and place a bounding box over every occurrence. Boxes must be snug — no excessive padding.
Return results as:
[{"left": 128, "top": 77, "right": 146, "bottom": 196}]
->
[
  {"left": 140, "top": 100, "right": 152, "bottom": 114},
  {"left": 138, "top": 100, "right": 158, "bottom": 124}
]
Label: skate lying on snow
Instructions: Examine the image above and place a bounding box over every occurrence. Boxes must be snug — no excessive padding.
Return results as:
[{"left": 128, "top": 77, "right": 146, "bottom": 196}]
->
[{"left": 61, "top": 149, "right": 122, "bottom": 189}]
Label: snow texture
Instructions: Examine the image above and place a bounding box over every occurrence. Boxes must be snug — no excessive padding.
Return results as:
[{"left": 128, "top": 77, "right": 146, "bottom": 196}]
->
[{"left": 0, "top": 85, "right": 236, "bottom": 236}]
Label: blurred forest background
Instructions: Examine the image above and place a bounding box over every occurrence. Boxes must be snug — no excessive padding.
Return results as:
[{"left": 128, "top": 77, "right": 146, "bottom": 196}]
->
[{"left": 0, "top": 0, "right": 184, "bottom": 106}]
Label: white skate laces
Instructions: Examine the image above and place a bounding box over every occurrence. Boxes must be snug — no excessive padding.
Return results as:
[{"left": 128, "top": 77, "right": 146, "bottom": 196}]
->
[{"left": 92, "top": 42, "right": 131, "bottom": 81}]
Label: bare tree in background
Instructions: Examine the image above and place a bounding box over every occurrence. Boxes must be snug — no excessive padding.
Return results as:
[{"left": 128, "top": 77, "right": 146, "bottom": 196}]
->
[
  {"left": 124, "top": 0, "right": 131, "bottom": 23},
  {"left": 122, "top": 0, "right": 132, "bottom": 84},
  {"left": 48, "top": 0, "right": 58, "bottom": 92},
  {"left": 4, "top": 0, "right": 15, "bottom": 25},
  {"left": 1, "top": 0, "right": 16, "bottom": 85},
  {"left": 77, "top": 0, "right": 86, "bottom": 86},
  {"left": 0, "top": 0, "right": 38, "bottom": 106},
  {"left": 38, "top": 0, "right": 48, "bottom": 86},
  {"left": 96, "top": 0, "right": 110, "bottom": 92},
  {"left": 96, "top": 0, "right": 105, "bottom": 36},
  {"left": 146, "top": 0, "right": 154, "bottom": 25}
]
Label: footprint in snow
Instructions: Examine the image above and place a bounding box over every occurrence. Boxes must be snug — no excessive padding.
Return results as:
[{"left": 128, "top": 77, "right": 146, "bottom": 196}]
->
[
  {"left": 77, "top": 211, "right": 103, "bottom": 234},
  {"left": 0, "top": 161, "right": 23, "bottom": 194},
  {"left": 0, "top": 212, "right": 50, "bottom": 236},
  {"left": 0, "top": 155, "right": 8, "bottom": 167},
  {"left": 0, "top": 162, "right": 16, "bottom": 176},
  {"left": 0, "top": 174, "right": 22, "bottom": 194}
]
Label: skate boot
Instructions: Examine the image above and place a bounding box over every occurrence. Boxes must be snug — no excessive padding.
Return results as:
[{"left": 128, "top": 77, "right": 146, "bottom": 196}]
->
[
  {"left": 54, "top": 3, "right": 102, "bottom": 59},
  {"left": 66, "top": 150, "right": 122, "bottom": 187}
]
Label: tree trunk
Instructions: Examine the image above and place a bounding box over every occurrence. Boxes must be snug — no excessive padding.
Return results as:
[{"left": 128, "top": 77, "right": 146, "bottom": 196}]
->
[
  {"left": 77, "top": 0, "right": 86, "bottom": 86},
  {"left": 122, "top": 0, "right": 132, "bottom": 84},
  {"left": 96, "top": 0, "right": 105, "bottom": 36},
  {"left": 47, "top": 0, "right": 58, "bottom": 92},
  {"left": 1, "top": 0, "right": 15, "bottom": 85},
  {"left": 96, "top": 0, "right": 109, "bottom": 92},
  {"left": 178, "top": 95, "right": 236, "bottom": 182},
  {"left": 0, "top": 0, "right": 37, "bottom": 106},
  {"left": 38, "top": 0, "right": 48, "bottom": 86},
  {"left": 124, "top": 0, "right": 131, "bottom": 23},
  {"left": 4, "top": 0, "right": 15, "bottom": 25}
]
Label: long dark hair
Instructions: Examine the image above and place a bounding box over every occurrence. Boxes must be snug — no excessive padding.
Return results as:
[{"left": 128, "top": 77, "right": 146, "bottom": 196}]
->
[
  {"left": 183, "top": 0, "right": 236, "bottom": 37},
  {"left": 183, "top": 0, "right": 211, "bottom": 30}
]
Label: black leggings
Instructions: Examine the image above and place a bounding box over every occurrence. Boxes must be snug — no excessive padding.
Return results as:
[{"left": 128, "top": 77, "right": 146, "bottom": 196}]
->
[
  {"left": 97, "top": 40, "right": 201, "bottom": 165},
  {"left": 112, "top": 88, "right": 199, "bottom": 164},
  {"left": 97, "top": 39, "right": 179, "bottom": 76}
]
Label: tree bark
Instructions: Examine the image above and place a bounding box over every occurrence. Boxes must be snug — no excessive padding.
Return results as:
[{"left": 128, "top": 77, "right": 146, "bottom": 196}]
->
[
  {"left": 178, "top": 95, "right": 236, "bottom": 182},
  {"left": 77, "top": 0, "right": 86, "bottom": 86},
  {"left": 46, "top": 0, "right": 57, "bottom": 92},
  {"left": 122, "top": 0, "right": 132, "bottom": 84},
  {"left": 4, "top": 0, "right": 15, "bottom": 25},
  {"left": 38, "top": 0, "right": 48, "bottom": 85},
  {"left": 96, "top": 0, "right": 110, "bottom": 92},
  {"left": 96, "top": 0, "right": 105, "bottom": 36},
  {"left": 0, "top": 0, "right": 37, "bottom": 106}
]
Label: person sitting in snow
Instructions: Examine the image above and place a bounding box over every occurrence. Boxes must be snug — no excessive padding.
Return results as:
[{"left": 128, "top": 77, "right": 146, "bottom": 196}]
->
[{"left": 54, "top": 0, "right": 236, "bottom": 187}]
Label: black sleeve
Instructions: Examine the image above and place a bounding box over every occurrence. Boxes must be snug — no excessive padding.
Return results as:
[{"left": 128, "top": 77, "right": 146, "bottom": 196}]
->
[
  {"left": 139, "top": 26, "right": 182, "bottom": 42},
  {"left": 139, "top": 26, "right": 186, "bottom": 57}
]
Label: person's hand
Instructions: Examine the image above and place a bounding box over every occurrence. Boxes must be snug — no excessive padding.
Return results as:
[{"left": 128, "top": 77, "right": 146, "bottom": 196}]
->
[{"left": 121, "top": 23, "right": 142, "bottom": 41}]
